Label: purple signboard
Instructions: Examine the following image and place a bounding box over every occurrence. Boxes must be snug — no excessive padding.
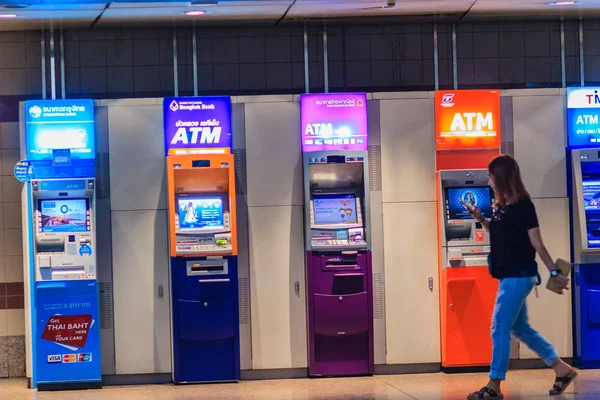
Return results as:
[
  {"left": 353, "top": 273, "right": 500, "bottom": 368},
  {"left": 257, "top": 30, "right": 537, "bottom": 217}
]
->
[
  {"left": 164, "top": 97, "right": 232, "bottom": 155},
  {"left": 300, "top": 93, "right": 368, "bottom": 152}
]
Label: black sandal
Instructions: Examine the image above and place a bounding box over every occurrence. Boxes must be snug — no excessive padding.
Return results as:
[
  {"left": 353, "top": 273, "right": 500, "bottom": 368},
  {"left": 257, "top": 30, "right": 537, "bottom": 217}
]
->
[
  {"left": 549, "top": 369, "right": 578, "bottom": 395},
  {"left": 467, "top": 387, "right": 504, "bottom": 400}
]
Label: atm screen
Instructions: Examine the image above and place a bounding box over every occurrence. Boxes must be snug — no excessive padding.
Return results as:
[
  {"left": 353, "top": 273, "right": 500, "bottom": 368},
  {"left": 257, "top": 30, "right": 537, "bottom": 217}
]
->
[
  {"left": 177, "top": 197, "right": 224, "bottom": 231},
  {"left": 445, "top": 187, "right": 493, "bottom": 220},
  {"left": 582, "top": 178, "right": 600, "bottom": 248},
  {"left": 313, "top": 194, "right": 358, "bottom": 225},
  {"left": 39, "top": 199, "right": 88, "bottom": 233}
]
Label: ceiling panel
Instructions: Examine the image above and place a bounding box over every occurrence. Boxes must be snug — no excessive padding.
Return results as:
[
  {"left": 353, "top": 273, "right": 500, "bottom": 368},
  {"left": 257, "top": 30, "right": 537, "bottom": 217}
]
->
[
  {"left": 287, "top": 0, "right": 472, "bottom": 18},
  {"left": 471, "top": 0, "right": 597, "bottom": 15},
  {"left": 100, "top": 2, "right": 291, "bottom": 23}
]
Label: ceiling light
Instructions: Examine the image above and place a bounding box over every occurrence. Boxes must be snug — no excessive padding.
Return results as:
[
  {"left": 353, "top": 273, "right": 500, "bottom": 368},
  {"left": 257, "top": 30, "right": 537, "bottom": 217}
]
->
[
  {"left": 0, "top": 14, "right": 17, "bottom": 18},
  {"left": 547, "top": 1, "right": 580, "bottom": 5},
  {"left": 185, "top": 10, "right": 206, "bottom": 16}
]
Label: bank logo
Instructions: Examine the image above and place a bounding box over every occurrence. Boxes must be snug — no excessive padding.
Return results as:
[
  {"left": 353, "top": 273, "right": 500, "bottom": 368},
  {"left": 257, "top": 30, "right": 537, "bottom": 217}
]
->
[
  {"left": 47, "top": 354, "right": 61, "bottom": 364},
  {"left": 441, "top": 94, "right": 455, "bottom": 107},
  {"left": 29, "top": 105, "right": 42, "bottom": 118},
  {"left": 356, "top": 99, "right": 365, "bottom": 107},
  {"left": 169, "top": 100, "right": 179, "bottom": 112}
]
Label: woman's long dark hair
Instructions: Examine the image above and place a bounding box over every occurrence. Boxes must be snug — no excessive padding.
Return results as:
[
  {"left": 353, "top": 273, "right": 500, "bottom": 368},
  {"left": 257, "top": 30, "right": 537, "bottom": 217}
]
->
[{"left": 488, "top": 154, "right": 530, "bottom": 206}]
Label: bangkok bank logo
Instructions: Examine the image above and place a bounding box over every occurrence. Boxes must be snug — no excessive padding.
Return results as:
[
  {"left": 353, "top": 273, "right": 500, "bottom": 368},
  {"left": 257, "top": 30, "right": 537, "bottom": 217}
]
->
[
  {"left": 29, "top": 105, "right": 42, "bottom": 118},
  {"left": 169, "top": 100, "right": 179, "bottom": 112},
  {"left": 441, "top": 94, "right": 455, "bottom": 108}
]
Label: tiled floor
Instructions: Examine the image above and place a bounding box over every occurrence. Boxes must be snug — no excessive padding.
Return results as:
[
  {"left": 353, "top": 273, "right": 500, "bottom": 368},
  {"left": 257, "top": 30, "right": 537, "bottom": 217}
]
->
[{"left": 0, "top": 369, "right": 598, "bottom": 399}]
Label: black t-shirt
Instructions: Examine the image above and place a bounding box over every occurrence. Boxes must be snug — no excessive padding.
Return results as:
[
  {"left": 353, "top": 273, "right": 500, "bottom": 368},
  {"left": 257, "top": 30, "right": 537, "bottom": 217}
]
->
[{"left": 489, "top": 197, "right": 539, "bottom": 279}]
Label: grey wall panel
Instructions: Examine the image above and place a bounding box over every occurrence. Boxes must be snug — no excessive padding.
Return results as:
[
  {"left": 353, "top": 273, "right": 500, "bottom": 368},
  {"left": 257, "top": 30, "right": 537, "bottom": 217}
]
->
[
  {"left": 236, "top": 194, "right": 252, "bottom": 371},
  {"left": 112, "top": 210, "right": 171, "bottom": 374},
  {"left": 383, "top": 202, "right": 440, "bottom": 364},
  {"left": 245, "top": 101, "right": 303, "bottom": 207},
  {"left": 522, "top": 198, "right": 572, "bottom": 359},
  {"left": 380, "top": 99, "right": 436, "bottom": 203},
  {"left": 370, "top": 190, "right": 386, "bottom": 366},
  {"left": 107, "top": 102, "right": 167, "bottom": 211},
  {"left": 248, "top": 205, "right": 306, "bottom": 370},
  {"left": 513, "top": 95, "right": 567, "bottom": 199}
]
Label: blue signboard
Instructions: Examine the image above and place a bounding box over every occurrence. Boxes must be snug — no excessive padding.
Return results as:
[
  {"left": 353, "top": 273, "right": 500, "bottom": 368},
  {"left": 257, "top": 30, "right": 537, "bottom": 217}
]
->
[
  {"left": 567, "top": 88, "right": 600, "bottom": 148},
  {"left": 164, "top": 97, "right": 232, "bottom": 155},
  {"left": 35, "top": 280, "right": 101, "bottom": 385},
  {"left": 25, "top": 100, "right": 95, "bottom": 162}
]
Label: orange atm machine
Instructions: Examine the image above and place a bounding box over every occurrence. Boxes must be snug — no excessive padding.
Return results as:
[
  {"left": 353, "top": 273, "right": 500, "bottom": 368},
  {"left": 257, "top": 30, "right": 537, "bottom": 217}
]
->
[
  {"left": 435, "top": 90, "right": 501, "bottom": 369},
  {"left": 164, "top": 96, "right": 240, "bottom": 383}
]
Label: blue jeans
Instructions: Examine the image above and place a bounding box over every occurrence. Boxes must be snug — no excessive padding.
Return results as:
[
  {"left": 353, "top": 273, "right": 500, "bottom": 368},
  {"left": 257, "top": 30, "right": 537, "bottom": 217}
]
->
[{"left": 490, "top": 277, "right": 559, "bottom": 380}]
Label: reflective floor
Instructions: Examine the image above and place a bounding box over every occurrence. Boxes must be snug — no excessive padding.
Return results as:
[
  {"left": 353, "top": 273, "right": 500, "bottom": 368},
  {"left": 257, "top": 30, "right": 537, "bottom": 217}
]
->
[{"left": 1, "top": 369, "right": 599, "bottom": 400}]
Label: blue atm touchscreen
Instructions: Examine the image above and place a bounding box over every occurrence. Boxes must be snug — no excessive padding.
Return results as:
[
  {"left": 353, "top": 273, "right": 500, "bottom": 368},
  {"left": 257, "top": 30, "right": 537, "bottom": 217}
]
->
[
  {"left": 446, "top": 187, "right": 494, "bottom": 220},
  {"left": 178, "top": 197, "right": 224, "bottom": 231}
]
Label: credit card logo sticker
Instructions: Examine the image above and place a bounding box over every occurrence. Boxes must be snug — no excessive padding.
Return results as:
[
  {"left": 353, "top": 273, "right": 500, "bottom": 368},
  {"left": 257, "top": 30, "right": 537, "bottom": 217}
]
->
[
  {"left": 78, "top": 353, "right": 92, "bottom": 363},
  {"left": 62, "top": 354, "right": 77, "bottom": 363},
  {"left": 47, "top": 354, "right": 61, "bottom": 363}
]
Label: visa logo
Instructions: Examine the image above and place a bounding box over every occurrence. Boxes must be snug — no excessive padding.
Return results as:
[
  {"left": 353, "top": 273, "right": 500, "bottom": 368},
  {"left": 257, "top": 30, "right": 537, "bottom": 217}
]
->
[
  {"left": 170, "top": 127, "right": 222, "bottom": 145},
  {"left": 47, "top": 355, "right": 61, "bottom": 363},
  {"left": 450, "top": 112, "right": 493, "bottom": 132}
]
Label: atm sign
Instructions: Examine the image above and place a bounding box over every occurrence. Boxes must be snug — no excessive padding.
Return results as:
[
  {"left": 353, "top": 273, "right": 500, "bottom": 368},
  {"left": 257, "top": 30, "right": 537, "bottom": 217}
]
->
[{"left": 435, "top": 90, "right": 501, "bottom": 151}]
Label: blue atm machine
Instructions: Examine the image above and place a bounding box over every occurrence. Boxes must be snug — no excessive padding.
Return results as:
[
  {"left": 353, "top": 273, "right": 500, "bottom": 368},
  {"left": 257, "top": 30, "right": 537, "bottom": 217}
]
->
[
  {"left": 21, "top": 100, "right": 102, "bottom": 390},
  {"left": 567, "top": 88, "right": 600, "bottom": 369}
]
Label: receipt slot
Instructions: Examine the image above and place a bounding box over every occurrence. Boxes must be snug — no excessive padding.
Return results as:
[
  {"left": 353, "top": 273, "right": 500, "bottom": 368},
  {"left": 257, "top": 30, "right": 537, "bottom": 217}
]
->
[
  {"left": 20, "top": 100, "right": 101, "bottom": 390},
  {"left": 300, "top": 93, "right": 373, "bottom": 377}
]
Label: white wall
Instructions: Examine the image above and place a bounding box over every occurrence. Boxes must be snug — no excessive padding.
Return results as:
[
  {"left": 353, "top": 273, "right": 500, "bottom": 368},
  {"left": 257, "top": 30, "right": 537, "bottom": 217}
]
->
[
  {"left": 379, "top": 95, "right": 441, "bottom": 365},
  {"left": 512, "top": 91, "right": 572, "bottom": 359},
  {"left": 107, "top": 99, "right": 172, "bottom": 375},
  {"left": 244, "top": 98, "right": 307, "bottom": 369}
]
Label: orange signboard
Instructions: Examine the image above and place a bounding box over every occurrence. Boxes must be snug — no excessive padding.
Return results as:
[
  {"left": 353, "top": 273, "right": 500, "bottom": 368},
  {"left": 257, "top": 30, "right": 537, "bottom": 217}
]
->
[{"left": 435, "top": 90, "right": 501, "bottom": 151}]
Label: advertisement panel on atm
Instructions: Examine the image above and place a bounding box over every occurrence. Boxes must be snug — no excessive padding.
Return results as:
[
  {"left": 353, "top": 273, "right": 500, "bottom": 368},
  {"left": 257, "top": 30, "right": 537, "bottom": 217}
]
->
[
  {"left": 164, "top": 97, "right": 232, "bottom": 155},
  {"left": 300, "top": 93, "right": 368, "bottom": 152},
  {"left": 24, "top": 99, "right": 95, "bottom": 161},
  {"left": 567, "top": 88, "right": 600, "bottom": 148},
  {"left": 36, "top": 281, "right": 101, "bottom": 384},
  {"left": 435, "top": 90, "right": 501, "bottom": 150}
]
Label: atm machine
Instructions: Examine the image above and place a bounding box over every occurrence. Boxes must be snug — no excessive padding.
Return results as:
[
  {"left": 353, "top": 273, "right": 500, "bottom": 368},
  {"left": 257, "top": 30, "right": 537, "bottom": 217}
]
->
[
  {"left": 20, "top": 100, "right": 101, "bottom": 390},
  {"left": 300, "top": 93, "right": 373, "bottom": 377},
  {"left": 567, "top": 88, "right": 600, "bottom": 369},
  {"left": 434, "top": 90, "right": 501, "bottom": 369},
  {"left": 164, "top": 97, "right": 240, "bottom": 383}
]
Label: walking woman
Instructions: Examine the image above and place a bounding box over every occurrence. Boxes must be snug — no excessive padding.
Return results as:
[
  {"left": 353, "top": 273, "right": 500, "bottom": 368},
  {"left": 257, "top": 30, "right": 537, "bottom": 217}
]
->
[{"left": 465, "top": 155, "right": 577, "bottom": 400}]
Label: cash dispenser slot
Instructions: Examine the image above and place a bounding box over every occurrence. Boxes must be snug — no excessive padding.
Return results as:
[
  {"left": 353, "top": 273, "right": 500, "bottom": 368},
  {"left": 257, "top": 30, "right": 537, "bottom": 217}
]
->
[
  {"left": 323, "top": 259, "right": 360, "bottom": 272},
  {"left": 186, "top": 259, "right": 228, "bottom": 276},
  {"left": 332, "top": 273, "right": 364, "bottom": 295}
]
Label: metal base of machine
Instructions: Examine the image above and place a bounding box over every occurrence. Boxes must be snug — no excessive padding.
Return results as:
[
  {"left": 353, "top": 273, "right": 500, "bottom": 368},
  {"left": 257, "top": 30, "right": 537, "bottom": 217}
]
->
[
  {"left": 37, "top": 382, "right": 102, "bottom": 391},
  {"left": 573, "top": 359, "right": 600, "bottom": 369}
]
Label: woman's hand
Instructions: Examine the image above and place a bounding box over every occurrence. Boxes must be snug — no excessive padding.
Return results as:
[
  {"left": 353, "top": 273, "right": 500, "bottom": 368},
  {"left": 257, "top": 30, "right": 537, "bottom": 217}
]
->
[
  {"left": 459, "top": 199, "right": 483, "bottom": 222},
  {"left": 551, "top": 271, "right": 570, "bottom": 294}
]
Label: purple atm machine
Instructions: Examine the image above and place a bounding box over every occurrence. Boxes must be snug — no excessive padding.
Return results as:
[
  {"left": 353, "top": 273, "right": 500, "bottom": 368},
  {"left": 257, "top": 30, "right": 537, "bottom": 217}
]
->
[{"left": 300, "top": 93, "right": 374, "bottom": 377}]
